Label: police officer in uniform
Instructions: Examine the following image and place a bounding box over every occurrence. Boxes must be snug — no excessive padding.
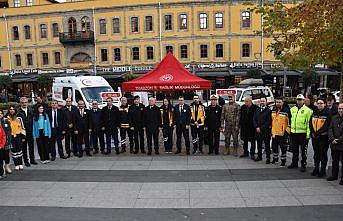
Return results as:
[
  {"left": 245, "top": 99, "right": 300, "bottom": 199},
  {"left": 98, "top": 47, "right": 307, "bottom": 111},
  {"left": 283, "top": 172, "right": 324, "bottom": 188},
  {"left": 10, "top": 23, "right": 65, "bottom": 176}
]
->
[
  {"left": 129, "top": 96, "right": 146, "bottom": 154},
  {"left": 160, "top": 98, "right": 174, "bottom": 153},
  {"left": 119, "top": 97, "right": 134, "bottom": 153},
  {"left": 190, "top": 95, "right": 205, "bottom": 154},
  {"left": 205, "top": 94, "right": 222, "bottom": 155}
]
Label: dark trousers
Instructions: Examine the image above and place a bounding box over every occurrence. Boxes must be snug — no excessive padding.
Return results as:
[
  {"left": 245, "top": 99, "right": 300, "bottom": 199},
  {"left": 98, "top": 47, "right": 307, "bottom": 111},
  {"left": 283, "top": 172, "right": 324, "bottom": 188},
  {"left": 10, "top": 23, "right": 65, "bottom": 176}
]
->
[
  {"left": 243, "top": 139, "right": 256, "bottom": 157},
  {"left": 77, "top": 130, "right": 90, "bottom": 155},
  {"left": 91, "top": 130, "right": 105, "bottom": 151},
  {"left": 133, "top": 128, "right": 145, "bottom": 152},
  {"left": 331, "top": 149, "right": 343, "bottom": 178},
  {"left": 120, "top": 128, "right": 134, "bottom": 151},
  {"left": 146, "top": 129, "right": 159, "bottom": 152},
  {"left": 163, "top": 126, "right": 173, "bottom": 152},
  {"left": 191, "top": 126, "right": 204, "bottom": 152},
  {"left": 49, "top": 128, "right": 64, "bottom": 158},
  {"left": 105, "top": 127, "right": 119, "bottom": 152},
  {"left": 272, "top": 136, "right": 287, "bottom": 162},
  {"left": 0, "top": 148, "right": 10, "bottom": 175},
  {"left": 65, "top": 131, "right": 77, "bottom": 155},
  {"left": 22, "top": 134, "right": 35, "bottom": 163},
  {"left": 290, "top": 133, "right": 308, "bottom": 166},
  {"left": 312, "top": 135, "right": 329, "bottom": 172},
  {"left": 176, "top": 125, "right": 190, "bottom": 153},
  {"left": 256, "top": 136, "right": 271, "bottom": 159},
  {"left": 12, "top": 136, "right": 23, "bottom": 166},
  {"left": 208, "top": 128, "right": 220, "bottom": 154},
  {"left": 36, "top": 130, "right": 49, "bottom": 161}
]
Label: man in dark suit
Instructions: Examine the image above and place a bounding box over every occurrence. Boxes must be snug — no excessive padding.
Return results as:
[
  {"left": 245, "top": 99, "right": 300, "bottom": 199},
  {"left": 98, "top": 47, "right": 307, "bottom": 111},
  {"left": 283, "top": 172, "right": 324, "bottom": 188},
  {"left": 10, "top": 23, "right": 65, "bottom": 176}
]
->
[
  {"left": 173, "top": 96, "right": 191, "bottom": 155},
  {"left": 144, "top": 97, "right": 161, "bottom": 155},
  {"left": 253, "top": 97, "right": 272, "bottom": 163},
  {"left": 90, "top": 100, "right": 105, "bottom": 154},
  {"left": 74, "top": 100, "right": 92, "bottom": 157},
  {"left": 18, "top": 97, "right": 37, "bottom": 166},
  {"left": 101, "top": 97, "right": 120, "bottom": 154},
  {"left": 47, "top": 100, "right": 67, "bottom": 161},
  {"left": 129, "top": 95, "right": 146, "bottom": 154},
  {"left": 62, "top": 98, "right": 78, "bottom": 157}
]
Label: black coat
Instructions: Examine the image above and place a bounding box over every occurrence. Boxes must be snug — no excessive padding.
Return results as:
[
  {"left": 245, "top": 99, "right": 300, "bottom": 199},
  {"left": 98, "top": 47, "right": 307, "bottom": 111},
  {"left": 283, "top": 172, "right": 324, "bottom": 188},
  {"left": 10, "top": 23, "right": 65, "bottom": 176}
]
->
[
  {"left": 205, "top": 105, "right": 222, "bottom": 130},
  {"left": 129, "top": 103, "right": 145, "bottom": 129},
  {"left": 74, "top": 108, "right": 92, "bottom": 132},
  {"left": 89, "top": 108, "right": 102, "bottom": 131},
  {"left": 173, "top": 104, "right": 191, "bottom": 126},
  {"left": 329, "top": 114, "right": 343, "bottom": 151},
  {"left": 253, "top": 106, "right": 272, "bottom": 141},
  {"left": 17, "top": 108, "right": 34, "bottom": 134},
  {"left": 144, "top": 105, "right": 162, "bottom": 133},
  {"left": 62, "top": 105, "right": 77, "bottom": 132},
  {"left": 101, "top": 105, "right": 120, "bottom": 129},
  {"left": 240, "top": 104, "right": 258, "bottom": 141},
  {"left": 47, "top": 108, "right": 66, "bottom": 133}
]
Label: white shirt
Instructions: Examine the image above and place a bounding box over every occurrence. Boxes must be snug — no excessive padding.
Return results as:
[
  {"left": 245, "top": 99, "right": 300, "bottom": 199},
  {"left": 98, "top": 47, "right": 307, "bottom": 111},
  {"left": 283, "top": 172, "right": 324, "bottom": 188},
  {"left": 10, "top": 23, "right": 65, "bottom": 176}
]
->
[{"left": 21, "top": 108, "right": 28, "bottom": 117}]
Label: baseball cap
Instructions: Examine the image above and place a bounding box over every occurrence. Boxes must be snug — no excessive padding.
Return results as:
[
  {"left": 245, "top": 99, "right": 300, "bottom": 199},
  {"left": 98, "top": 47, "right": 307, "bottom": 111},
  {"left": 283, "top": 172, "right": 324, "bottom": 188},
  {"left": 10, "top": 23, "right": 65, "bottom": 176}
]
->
[{"left": 296, "top": 94, "right": 305, "bottom": 100}]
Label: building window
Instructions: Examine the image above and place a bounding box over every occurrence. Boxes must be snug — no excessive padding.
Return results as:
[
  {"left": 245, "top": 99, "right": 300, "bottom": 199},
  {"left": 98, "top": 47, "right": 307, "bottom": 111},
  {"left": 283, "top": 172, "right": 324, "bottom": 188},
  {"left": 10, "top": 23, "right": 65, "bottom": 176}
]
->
[
  {"left": 112, "top": 17, "right": 120, "bottom": 33},
  {"left": 242, "top": 43, "right": 251, "bottom": 58},
  {"left": 81, "top": 17, "right": 91, "bottom": 32},
  {"left": 99, "top": 19, "right": 107, "bottom": 35},
  {"left": 42, "top": 52, "right": 49, "bottom": 65},
  {"left": 113, "top": 48, "right": 121, "bottom": 61},
  {"left": 52, "top": 23, "right": 59, "bottom": 38},
  {"left": 164, "top": 15, "right": 172, "bottom": 31},
  {"left": 54, "top": 52, "right": 61, "bottom": 65},
  {"left": 215, "top": 12, "right": 224, "bottom": 29},
  {"left": 199, "top": 13, "right": 208, "bottom": 29},
  {"left": 132, "top": 47, "right": 140, "bottom": 60},
  {"left": 100, "top": 49, "right": 108, "bottom": 62},
  {"left": 26, "top": 53, "right": 33, "bottom": 66},
  {"left": 165, "top": 45, "right": 173, "bottom": 54},
  {"left": 12, "top": 26, "right": 19, "bottom": 41},
  {"left": 215, "top": 44, "right": 224, "bottom": 58},
  {"left": 146, "top": 46, "right": 154, "bottom": 60},
  {"left": 68, "top": 17, "right": 77, "bottom": 34},
  {"left": 40, "top": 24, "right": 48, "bottom": 39},
  {"left": 180, "top": 45, "right": 188, "bottom": 59},
  {"left": 145, "top": 16, "right": 153, "bottom": 32},
  {"left": 200, "top": 44, "right": 208, "bottom": 58},
  {"left": 241, "top": 10, "right": 251, "bottom": 29},
  {"left": 24, "top": 25, "right": 31, "bottom": 40},
  {"left": 179, "top": 14, "right": 187, "bottom": 30},
  {"left": 14, "top": 0, "right": 20, "bottom": 7},
  {"left": 26, "top": 0, "right": 33, "bottom": 6},
  {"left": 0, "top": 56, "right": 2, "bottom": 68},
  {"left": 131, "top": 17, "right": 139, "bottom": 33},
  {"left": 15, "top": 54, "right": 21, "bottom": 66}
]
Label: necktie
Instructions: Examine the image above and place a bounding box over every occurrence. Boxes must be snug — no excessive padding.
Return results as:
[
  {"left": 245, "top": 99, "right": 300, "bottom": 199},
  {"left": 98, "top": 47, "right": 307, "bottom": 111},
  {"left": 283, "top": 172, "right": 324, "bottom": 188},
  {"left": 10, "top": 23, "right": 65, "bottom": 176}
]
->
[
  {"left": 80, "top": 109, "right": 83, "bottom": 117},
  {"left": 54, "top": 110, "right": 58, "bottom": 128}
]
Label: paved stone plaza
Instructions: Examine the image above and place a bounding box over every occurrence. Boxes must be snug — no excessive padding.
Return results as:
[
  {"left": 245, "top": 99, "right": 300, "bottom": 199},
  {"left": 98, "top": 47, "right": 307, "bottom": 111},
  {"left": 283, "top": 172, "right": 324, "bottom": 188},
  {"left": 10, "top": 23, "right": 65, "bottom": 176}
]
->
[{"left": 1, "top": 145, "right": 343, "bottom": 220}]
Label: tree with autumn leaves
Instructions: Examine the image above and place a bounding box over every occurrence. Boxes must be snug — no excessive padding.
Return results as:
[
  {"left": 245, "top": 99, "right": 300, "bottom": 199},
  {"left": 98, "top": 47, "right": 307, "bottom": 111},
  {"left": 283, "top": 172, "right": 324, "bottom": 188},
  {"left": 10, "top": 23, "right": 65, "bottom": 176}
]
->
[{"left": 255, "top": 0, "right": 343, "bottom": 101}]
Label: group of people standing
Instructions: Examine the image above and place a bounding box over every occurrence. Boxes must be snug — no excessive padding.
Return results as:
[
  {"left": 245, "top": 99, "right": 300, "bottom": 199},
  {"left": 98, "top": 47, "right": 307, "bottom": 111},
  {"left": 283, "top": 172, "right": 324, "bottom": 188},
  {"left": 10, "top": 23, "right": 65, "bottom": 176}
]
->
[{"left": 0, "top": 93, "right": 342, "bottom": 185}]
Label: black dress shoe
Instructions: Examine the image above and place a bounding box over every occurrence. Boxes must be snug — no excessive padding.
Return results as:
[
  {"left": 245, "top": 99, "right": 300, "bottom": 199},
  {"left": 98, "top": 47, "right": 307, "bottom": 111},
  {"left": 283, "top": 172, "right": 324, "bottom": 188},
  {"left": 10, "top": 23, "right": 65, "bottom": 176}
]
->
[
  {"left": 311, "top": 169, "right": 319, "bottom": 176},
  {"left": 30, "top": 160, "right": 38, "bottom": 165},
  {"left": 86, "top": 152, "right": 92, "bottom": 157},
  {"left": 93, "top": 150, "right": 99, "bottom": 154},
  {"left": 174, "top": 150, "right": 181, "bottom": 154},
  {"left": 266, "top": 159, "right": 271, "bottom": 164},
  {"left": 155, "top": 151, "right": 160, "bottom": 155},
  {"left": 141, "top": 150, "right": 146, "bottom": 154},
  {"left": 340, "top": 179, "right": 343, "bottom": 185},
  {"left": 78, "top": 154, "right": 83, "bottom": 158},
  {"left": 254, "top": 157, "right": 262, "bottom": 162},
  {"left": 51, "top": 157, "right": 56, "bottom": 161},
  {"left": 134, "top": 151, "right": 139, "bottom": 154},
  {"left": 208, "top": 152, "right": 213, "bottom": 155},
  {"left": 130, "top": 150, "right": 134, "bottom": 154},
  {"left": 24, "top": 162, "right": 31, "bottom": 167},
  {"left": 60, "top": 156, "right": 67, "bottom": 159},
  {"left": 101, "top": 151, "right": 106, "bottom": 155},
  {"left": 105, "top": 151, "right": 111, "bottom": 155},
  {"left": 300, "top": 166, "right": 306, "bottom": 172},
  {"left": 120, "top": 149, "right": 126, "bottom": 153},
  {"left": 287, "top": 163, "right": 298, "bottom": 169},
  {"left": 214, "top": 152, "right": 219, "bottom": 155},
  {"left": 115, "top": 150, "right": 120, "bottom": 155},
  {"left": 186, "top": 151, "right": 190, "bottom": 155},
  {"left": 240, "top": 154, "right": 249, "bottom": 158},
  {"left": 271, "top": 159, "right": 278, "bottom": 164},
  {"left": 317, "top": 171, "right": 326, "bottom": 178},
  {"left": 327, "top": 176, "right": 338, "bottom": 181},
  {"left": 147, "top": 151, "right": 152, "bottom": 156}
]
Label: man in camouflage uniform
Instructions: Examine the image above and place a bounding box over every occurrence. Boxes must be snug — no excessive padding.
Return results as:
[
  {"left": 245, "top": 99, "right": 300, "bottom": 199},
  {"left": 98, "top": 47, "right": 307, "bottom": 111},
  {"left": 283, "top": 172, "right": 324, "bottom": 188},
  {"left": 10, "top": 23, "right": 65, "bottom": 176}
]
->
[{"left": 221, "top": 93, "right": 241, "bottom": 156}]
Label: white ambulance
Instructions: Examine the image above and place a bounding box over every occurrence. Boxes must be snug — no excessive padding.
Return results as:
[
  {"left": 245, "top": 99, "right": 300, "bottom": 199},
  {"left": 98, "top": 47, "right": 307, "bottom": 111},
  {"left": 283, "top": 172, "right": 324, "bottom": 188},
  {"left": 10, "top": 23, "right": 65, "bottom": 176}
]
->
[{"left": 52, "top": 76, "right": 122, "bottom": 109}]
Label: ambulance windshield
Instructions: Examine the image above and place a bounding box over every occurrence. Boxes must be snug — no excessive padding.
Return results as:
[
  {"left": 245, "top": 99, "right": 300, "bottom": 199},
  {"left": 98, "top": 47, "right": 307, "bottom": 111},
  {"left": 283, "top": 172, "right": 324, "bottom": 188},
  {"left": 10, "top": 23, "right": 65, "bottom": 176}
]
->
[{"left": 81, "top": 86, "right": 113, "bottom": 102}]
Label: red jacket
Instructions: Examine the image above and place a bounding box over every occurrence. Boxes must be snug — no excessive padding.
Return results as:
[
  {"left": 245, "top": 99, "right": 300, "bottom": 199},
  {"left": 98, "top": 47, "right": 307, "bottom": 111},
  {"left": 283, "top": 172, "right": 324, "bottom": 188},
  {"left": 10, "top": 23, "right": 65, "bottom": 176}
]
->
[{"left": 0, "top": 126, "right": 6, "bottom": 149}]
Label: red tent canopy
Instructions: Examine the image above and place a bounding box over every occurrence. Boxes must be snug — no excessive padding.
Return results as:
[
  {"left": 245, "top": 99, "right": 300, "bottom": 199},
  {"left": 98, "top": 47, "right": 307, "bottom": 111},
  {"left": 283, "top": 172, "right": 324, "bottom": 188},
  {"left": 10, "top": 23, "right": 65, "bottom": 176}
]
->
[{"left": 122, "top": 53, "right": 211, "bottom": 92}]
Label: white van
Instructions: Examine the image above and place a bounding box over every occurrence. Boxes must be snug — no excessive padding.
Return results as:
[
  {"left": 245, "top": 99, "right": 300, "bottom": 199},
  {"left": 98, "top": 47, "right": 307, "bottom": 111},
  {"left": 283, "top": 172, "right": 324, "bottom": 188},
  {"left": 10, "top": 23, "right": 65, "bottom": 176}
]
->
[
  {"left": 216, "top": 86, "right": 274, "bottom": 106},
  {"left": 52, "top": 76, "right": 121, "bottom": 109}
]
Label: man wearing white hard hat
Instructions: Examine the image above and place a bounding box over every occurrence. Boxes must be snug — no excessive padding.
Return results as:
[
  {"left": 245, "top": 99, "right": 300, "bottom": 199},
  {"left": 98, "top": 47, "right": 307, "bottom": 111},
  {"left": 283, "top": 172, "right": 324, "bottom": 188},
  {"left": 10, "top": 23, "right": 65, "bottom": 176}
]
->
[{"left": 288, "top": 94, "right": 313, "bottom": 172}]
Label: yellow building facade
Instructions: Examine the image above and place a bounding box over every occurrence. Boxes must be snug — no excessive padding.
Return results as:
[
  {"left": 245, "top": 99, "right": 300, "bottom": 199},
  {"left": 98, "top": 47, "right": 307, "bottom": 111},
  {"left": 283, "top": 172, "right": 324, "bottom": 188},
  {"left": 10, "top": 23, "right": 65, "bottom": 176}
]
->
[{"left": 0, "top": 0, "right": 299, "bottom": 95}]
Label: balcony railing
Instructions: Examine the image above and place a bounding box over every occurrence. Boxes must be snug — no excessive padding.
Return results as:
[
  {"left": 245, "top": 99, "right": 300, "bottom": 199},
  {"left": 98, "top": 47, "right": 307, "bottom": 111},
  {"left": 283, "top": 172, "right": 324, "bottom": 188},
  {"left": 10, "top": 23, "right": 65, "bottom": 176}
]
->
[{"left": 59, "top": 31, "right": 94, "bottom": 45}]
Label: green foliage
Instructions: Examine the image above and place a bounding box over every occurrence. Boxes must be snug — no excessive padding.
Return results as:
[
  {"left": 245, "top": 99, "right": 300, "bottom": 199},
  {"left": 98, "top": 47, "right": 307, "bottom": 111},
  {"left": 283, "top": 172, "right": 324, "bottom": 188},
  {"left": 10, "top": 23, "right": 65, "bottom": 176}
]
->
[
  {"left": 0, "top": 75, "right": 12, "bottom": 90},
  {"left": 37, "top": 73, "right": 52, "bottom": 89}
]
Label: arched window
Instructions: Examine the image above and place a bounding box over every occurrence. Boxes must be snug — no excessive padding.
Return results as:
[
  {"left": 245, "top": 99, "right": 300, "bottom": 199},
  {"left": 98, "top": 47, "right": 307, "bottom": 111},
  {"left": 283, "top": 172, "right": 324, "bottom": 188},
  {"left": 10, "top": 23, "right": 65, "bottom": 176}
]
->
[
  {"left": 81, "top": 16, "right": 91, "bottom": 32},
  {"left": 70, "top": 52, "right": 91, "bottom": 63},
  {"left": 68, "top": 17, "right": 77, "bottom": 35}
]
